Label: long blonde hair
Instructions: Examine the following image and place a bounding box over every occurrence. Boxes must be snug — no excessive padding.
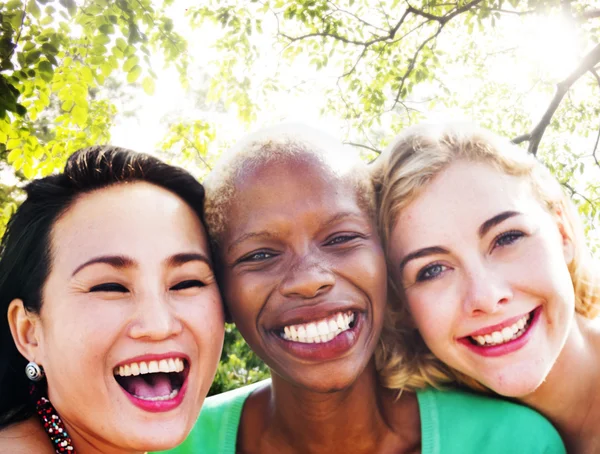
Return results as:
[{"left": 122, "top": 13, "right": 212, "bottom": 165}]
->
[{"left": 372, "top": 123, "right": 599, "bottom": 391}]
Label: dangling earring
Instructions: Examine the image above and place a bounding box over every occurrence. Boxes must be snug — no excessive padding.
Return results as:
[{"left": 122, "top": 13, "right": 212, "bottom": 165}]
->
[{"left": 25, "top": 361, "right": 45, "bottom": 382}]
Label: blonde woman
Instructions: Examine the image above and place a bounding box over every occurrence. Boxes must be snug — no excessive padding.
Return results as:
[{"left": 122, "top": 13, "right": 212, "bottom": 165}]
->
[{"left": 373, "top": 123, "right": 600, "bottom": 453}]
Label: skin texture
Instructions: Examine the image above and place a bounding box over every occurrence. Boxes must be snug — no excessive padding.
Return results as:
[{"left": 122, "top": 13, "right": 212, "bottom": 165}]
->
[
  {"left": 219, "top": 155, "right": 421, "bottom": 454},
  {"left": 388, "top": 159, "right": 600, "bottom": 453},
  {"left": 5, "top": 182, "right": 225, "bottom": 454}
]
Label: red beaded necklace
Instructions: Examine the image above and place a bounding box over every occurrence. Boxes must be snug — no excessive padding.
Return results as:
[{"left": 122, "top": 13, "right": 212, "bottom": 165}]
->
[{"left": 35, "top": 395, "right": 77, "bottom": 453}]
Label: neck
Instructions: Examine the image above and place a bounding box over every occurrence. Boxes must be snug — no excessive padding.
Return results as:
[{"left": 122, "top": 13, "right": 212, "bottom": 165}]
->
[
  {"left": 522, "top": 314, "right": 600, "bottom": 453},
  {"left": 264, "top": 361, "right": 398, "bottom": 453}
]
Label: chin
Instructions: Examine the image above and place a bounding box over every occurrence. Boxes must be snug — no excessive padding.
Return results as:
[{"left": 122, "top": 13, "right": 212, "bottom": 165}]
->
[
  {"left": 481, "top": 371, "right": 547, "bottom": 398},
  {"left": 287, "top": 368, "right": 364, "bottom": 394},
  {"left": 120, "top": 423, "right": 190, "bottom": 451}
]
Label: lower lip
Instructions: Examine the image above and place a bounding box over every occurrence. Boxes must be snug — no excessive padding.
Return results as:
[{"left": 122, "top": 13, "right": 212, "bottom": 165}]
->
[
  {"left": 120, "top": 377, "right": 188, "bottom": 413},
  {"left": 273, "top": 314, "right": 363, "bottom": 362},
  {"left": 459, "top": 306, "right": 542, "bottom": 358}
]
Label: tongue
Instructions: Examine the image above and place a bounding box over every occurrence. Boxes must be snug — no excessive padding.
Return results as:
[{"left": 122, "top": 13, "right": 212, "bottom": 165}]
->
[{"left": 124, "top": 373, "right": 173, "bottom": 398}]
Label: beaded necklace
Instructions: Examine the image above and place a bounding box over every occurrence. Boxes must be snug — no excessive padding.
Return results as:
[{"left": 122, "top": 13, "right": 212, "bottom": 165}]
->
[{"left": 35, "top": 395, "right": 77, "bottom": 453}]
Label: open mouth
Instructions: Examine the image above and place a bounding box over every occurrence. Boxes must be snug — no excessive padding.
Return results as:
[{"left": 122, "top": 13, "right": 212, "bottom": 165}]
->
[
  {"left": 277, "top": 311, "right": 357, "bottom": 344},
  {"left": 114, "top": 358, "right": 189, "bottom": 402},
  {"left": 467, "top": 310, "right": 535, "bottom": 347}
]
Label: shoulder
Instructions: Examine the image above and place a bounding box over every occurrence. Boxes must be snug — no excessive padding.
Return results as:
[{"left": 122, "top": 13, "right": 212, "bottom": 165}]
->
[
  {"left": 160, "top": 380, "right": 270, "bottom": 454},
  {"left": 417, "top": 387, "right": 565, "bottom": 454},
  {"left": 0, "top": 418, "right": 54, "bottom": 454}
]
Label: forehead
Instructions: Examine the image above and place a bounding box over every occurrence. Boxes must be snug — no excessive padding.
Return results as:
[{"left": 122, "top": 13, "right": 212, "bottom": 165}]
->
[
  {"left": 225, "top": 156, "right": 365, "bottom": 237},
  {"left": 396, "top": 161, "right": 538, "bottom": 237},
  {"left": 50, "top": 182, "right": 208, "bottom": 268}
]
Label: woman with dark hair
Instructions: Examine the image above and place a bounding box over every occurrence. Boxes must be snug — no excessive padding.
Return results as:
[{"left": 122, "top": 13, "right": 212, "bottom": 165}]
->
[{"left": 0, "top": 146, "right": 225, "bottom": 453}]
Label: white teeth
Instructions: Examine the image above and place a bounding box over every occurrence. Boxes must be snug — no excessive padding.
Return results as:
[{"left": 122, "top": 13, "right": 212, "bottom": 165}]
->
[
  {"left": 317, "top": 321, "right": 329, "bottom": 336},
  {"left": 280, "top": 311, "right": 356, "bottom": 343},
  {"left": 470, "top": 313, "right": 532, "bottom": 347},
  {"left": 114, "top": 357, "right": 186, "bottom": 376},
  {"left": 306, "top": 323, "right": 318, "bottom": 338}
]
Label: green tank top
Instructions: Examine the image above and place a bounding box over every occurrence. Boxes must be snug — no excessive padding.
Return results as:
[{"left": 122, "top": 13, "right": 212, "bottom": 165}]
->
[{"left": 160, "top": 380, "right": 565, "bottom": 454}]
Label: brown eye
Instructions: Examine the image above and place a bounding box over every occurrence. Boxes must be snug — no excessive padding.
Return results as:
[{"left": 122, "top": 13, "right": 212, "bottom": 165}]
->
[{"left": 325, "top": 234, "right": 361, "bottom": 246}]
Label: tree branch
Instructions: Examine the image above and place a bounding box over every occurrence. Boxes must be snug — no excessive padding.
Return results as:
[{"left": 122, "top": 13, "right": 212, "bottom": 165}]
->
[
  {"left": 512, "top": 43, "right": 600, "bottom": 155},
  {"left": 343, "top": 141, "right": 382, "bottom": 154}
]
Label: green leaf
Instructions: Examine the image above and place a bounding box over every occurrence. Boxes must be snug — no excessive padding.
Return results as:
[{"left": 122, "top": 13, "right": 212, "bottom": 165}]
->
[
  {"left": 122, "top": 55, "right": 139, "bottom": 72},
  {"left": 27, "top": 0, "right": 41, "bottom": 18},
  {"left": 142, "top": 76, "right": 155, "bottom": 95},
  {"left": 126, "top": 65, "right": 142, "bottom": 83}
]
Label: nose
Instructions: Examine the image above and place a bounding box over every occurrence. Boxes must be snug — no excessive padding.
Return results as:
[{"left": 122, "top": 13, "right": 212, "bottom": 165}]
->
[
  {"left": 129, "top": 292, "right": 183, "bottom": 340},
  {"left": 462, "top": 260, "right": 512, "bottom": 315},
  {"left": 278, "top": 254, "right": 335, "bottom": 299}
]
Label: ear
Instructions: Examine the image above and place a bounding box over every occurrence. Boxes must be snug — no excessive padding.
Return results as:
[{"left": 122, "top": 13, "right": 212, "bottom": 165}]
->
[
  {"left": 7, "top": 299, "right": 43, "bottom": 364},
  {"left": 553, "top": 205, "right": 575, "bottom": 265}
]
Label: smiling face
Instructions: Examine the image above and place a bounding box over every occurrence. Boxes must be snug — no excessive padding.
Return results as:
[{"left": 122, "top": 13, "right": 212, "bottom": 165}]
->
[
  {"left": 219, "top": 156, "right": 387, "bottom": 393},
  {"left": 387, "top": 160, "right": 575, "bottom": 396},
  {"left": 35, "top": 182, "right": 224, "bottom": 451}
]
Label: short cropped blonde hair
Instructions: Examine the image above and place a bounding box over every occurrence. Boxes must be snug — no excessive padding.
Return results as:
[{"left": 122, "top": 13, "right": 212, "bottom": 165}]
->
[
  {"left": 204, "top": 124, "right": 374, "bottom": 245},
  {"left": 372, "top": 123, "right": 600, "bottom": 391}
]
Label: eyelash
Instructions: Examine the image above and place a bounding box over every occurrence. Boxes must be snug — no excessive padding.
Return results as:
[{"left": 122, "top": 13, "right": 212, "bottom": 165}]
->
[
  {"left": 89, "top": 283, "right": 128, "bottom": 293},
  {"left": 238, "top": 251, "right": 277, "bottom": 263},
  {"left": 170, "top": 280, "right": 205, "bottom": 290},
  {"left": 89, "top": 280, "right": 206, "bottom": 293},
  {"left": 325, "top": 233, "right": 362, "bottom": 246},
  {"left": 492, "top": 230, "right": 525, "bottom": 249}
]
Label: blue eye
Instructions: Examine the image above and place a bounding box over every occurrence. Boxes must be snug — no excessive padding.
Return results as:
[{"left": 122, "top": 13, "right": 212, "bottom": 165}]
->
[
  {"left": 89, "top": 283, "right": 128, "bottom": 293},
  {"left": 416, "top": 263, "right": 448, "bottom": 282},
  {"left": 171, "top": 280, "right": 205, "bottom": 291},
  {"left": 494, "top": 231, "right": 525, "bottom": 248}
]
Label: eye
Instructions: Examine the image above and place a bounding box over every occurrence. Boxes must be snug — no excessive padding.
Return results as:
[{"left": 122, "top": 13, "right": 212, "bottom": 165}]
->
[
  {"left": 238, "top": 250, "right": 276, "bottom": 263},
  {"left": 89, "top": 283, "right": 128, "bottom": 293},
  {"left": 170, "top": 280, "right": 206, "bottom": 291},
  {"left": 325, "top": 234, "right": 361, "bottom": 246},
  {"left": 493, "top": 230, "right": 525, "bottom": 249},
  {"left": 416, "top": 263, "right": 448, "bottom": 282}
]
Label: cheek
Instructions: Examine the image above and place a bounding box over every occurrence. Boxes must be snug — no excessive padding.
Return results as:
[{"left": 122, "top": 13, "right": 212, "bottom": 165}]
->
[
  {"left": 184, "top": 291, "right": 226, "bottom": 344},
  {"left": 406, "top": 289, "right": 456, "bottom": 347}
]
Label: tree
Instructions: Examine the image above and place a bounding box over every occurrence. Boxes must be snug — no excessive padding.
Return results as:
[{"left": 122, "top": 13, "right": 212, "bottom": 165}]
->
[
  {"left": 0, "top": 0, "right": 188, "bottom": 231},
  {"left": 190, "top": 0, "right": 600, "bottom": 249}
]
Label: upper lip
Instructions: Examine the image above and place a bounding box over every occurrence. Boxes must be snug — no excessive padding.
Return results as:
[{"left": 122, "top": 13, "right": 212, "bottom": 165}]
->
[
  {"left": 269, "top": 301, "right": 363, "bottom": 330},
  {"left": 462, "top": 308, "right": 536, "bottom": 338},
  {"left": 113, "top": 352, "right": 190, "bottom": 369}
]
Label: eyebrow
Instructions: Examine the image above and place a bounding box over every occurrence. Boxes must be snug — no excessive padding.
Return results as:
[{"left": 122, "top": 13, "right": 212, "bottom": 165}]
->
[
  {"left": 398, "top": 246, "right": 449, "bottom": 274},
  {"left": 227, "top": 231, "right": 275, "bottom": 254},
  {"left": 397, "top": 210, "right": 522, "bottom": 274},
  {"left": 478, "top": 211, "right": 521, "bottom": 238},
  {"left": 72, "top": 255, "right": 135, "bottom": 277},
  {"left": 166, "top": 252, "right": 212, "bottom": 268}
]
